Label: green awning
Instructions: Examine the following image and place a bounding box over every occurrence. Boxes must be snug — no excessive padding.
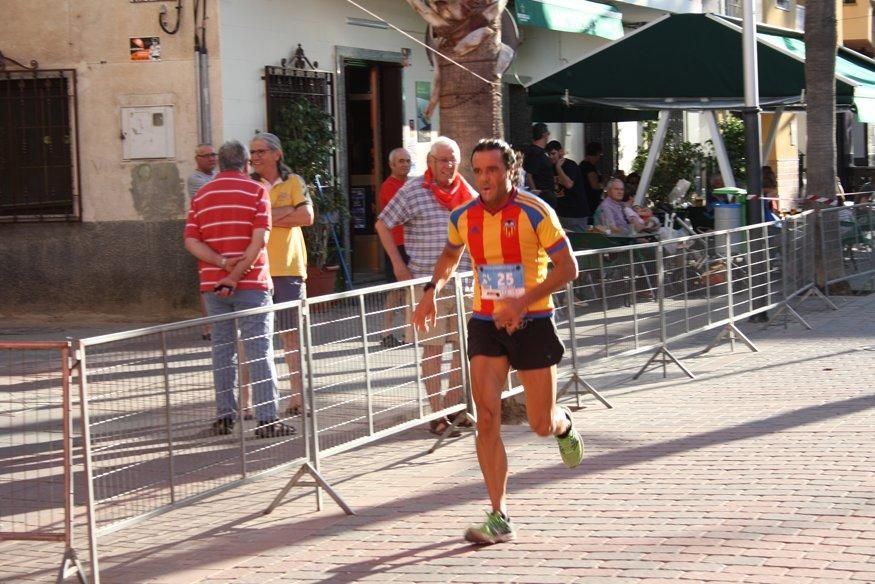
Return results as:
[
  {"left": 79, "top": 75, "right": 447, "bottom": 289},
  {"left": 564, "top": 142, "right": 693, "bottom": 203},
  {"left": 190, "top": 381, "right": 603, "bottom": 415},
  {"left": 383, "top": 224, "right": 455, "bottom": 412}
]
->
[
  {"left": 515, "top": 0, "right": 623, "bottom": 40},
  {"left": 527, "top": 13, "right": 875, "bottom": 123},
  {"left": 757, "top": 30, "right": 875, "bottom": 122}
]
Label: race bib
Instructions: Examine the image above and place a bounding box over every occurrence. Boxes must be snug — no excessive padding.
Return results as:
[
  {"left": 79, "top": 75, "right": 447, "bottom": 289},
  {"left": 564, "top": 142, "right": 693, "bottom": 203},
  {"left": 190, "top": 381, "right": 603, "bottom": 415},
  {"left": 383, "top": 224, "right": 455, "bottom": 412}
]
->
[{"left": 478, "top": 263, "right": 524, "bottom": 300}]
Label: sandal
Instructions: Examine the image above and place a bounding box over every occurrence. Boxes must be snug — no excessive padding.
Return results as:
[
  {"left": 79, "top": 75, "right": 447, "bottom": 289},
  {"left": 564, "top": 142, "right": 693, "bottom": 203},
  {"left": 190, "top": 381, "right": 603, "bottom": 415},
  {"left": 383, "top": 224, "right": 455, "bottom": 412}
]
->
[
  {"left": 429, "top": 417, "right": 461, "bottom": 437},
  {"left": 286, "top": 403, "right": 302, "bottom": 416},
  {"left": 243, "top": 408, "right": 253, "bottom": 421},
  {"left": 449, "top": 412, "right": 473, "bottom": 428}
]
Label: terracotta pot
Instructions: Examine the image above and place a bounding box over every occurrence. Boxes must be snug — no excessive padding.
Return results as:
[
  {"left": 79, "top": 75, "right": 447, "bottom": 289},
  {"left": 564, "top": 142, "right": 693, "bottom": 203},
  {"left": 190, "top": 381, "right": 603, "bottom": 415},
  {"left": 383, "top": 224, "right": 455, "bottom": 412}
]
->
[{"left": 306, "top": 265, "right": 339, "bottom": 297}]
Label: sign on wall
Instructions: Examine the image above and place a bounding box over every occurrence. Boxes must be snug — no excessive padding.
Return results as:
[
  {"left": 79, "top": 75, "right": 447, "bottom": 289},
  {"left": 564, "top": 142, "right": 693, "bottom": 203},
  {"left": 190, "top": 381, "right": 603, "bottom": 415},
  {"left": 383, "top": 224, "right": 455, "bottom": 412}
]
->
[{"left": 130, "top": 37, "right": 161, "bottom": 61}]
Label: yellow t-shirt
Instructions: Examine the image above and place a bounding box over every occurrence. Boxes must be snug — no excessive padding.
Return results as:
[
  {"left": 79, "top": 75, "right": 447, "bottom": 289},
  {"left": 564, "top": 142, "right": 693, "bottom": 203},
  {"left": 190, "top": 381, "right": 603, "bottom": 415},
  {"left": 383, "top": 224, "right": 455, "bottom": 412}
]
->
[{"left": 267, "top": 174, "right": 311, "bottom": 278}]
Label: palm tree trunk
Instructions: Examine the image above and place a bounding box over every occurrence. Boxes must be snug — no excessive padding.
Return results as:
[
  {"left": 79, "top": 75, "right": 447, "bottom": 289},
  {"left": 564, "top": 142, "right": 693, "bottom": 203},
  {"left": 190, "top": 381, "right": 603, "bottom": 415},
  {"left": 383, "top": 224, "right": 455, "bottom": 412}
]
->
[
  {"left": 435, "top": 35, "right": 503, "bottom": 180},
  {"left": 404, "top": 1, "right": 505, "bottom": 178},
  {"left": 804, "top": 2, "right": 845, "bottom": 291}
]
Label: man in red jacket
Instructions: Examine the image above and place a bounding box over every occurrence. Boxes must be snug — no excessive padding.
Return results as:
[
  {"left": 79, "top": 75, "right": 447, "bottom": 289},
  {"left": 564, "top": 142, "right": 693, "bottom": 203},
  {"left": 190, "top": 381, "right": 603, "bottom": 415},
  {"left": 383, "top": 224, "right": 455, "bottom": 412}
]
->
[{"left": 378, "top": 147, "right": 412, "bottom": 347}]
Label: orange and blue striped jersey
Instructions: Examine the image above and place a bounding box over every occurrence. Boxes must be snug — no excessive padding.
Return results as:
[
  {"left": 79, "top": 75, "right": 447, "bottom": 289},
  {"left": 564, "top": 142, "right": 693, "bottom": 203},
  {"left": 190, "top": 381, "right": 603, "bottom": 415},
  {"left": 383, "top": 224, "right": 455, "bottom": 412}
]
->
[{"left": 447, "top": 189, "right": 570, "bottom": 320}]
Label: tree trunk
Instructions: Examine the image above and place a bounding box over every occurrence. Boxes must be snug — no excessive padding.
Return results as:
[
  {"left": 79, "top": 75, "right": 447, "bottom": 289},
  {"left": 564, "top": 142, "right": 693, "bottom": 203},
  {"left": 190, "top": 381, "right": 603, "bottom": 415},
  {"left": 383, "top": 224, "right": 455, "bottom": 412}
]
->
[
  {"left": 434, "top": 28, "right": 503, "bottom": 181},
  {"left": 404, "top": 1, "right": 505, "bottom": 180},
  {"left": 804, "top": 4, "right": 837, "bottom": 197},
  {"left": 804, "top": 2, "right": 845, "bottom": 291}
]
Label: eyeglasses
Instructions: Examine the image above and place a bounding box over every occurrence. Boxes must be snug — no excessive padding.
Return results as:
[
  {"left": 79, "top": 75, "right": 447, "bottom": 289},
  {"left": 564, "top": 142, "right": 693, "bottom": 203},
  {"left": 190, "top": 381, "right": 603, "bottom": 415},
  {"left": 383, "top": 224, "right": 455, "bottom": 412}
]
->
[
  {"left": 429, "top": 155, "right": 458, "bottom": 166},
  {"left": 196, "top": 153, "right": 217, "bottom": 158},
  {"left": 249, "top": 149, "right": 272, "bottom": 157}
]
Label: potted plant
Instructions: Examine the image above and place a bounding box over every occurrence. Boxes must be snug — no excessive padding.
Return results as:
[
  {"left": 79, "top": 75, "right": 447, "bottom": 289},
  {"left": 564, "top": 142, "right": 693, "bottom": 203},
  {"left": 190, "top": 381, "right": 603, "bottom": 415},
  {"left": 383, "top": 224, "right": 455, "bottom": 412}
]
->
[
  {"left": 273, "top": 98, "right": 348, "bottom": 295},
  {"left": 631, "top": 121, "right": 706, "bottom": 206}
]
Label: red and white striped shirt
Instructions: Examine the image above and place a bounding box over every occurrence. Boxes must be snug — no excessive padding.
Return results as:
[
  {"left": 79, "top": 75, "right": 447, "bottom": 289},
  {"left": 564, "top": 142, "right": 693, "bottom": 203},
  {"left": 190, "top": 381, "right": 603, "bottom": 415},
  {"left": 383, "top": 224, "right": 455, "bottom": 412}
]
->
[{"left": 184, "top": 170, "right": 272, "bottom": 292}]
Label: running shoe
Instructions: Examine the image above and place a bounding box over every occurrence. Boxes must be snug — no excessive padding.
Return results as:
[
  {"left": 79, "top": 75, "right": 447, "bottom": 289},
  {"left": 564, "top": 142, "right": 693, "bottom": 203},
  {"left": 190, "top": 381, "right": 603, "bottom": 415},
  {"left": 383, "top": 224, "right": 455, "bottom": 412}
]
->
[
  {"left": 463, "top": 511, "right": 517, "bottom": 545},
  {"left": 556, "top": 405, "right": 584, "bottom": 468}
]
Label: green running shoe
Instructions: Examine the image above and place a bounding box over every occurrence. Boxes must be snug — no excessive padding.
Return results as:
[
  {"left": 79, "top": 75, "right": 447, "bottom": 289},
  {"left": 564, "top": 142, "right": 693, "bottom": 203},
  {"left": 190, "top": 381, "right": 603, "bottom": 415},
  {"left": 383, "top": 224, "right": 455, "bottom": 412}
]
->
[
  {"left": 463, "top": 511, "right": 517, "bottom": 545},
  {"left": 556, "top": 405, "right": 584, "bottom": 468}
]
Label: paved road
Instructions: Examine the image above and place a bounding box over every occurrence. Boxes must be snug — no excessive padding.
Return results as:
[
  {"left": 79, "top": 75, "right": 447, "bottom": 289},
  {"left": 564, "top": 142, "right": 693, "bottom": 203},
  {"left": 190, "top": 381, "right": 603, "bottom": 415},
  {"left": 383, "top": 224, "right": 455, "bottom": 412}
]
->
[{"left": 1, "top": 293, "right": 874, "bottom": 583}]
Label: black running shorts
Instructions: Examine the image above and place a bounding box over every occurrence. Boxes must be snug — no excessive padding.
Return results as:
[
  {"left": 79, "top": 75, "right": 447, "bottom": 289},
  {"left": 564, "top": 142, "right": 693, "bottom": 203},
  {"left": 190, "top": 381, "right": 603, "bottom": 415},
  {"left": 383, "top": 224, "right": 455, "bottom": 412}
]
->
[{"left": 467, "top": 317, "right": 565, "bottom": 370}]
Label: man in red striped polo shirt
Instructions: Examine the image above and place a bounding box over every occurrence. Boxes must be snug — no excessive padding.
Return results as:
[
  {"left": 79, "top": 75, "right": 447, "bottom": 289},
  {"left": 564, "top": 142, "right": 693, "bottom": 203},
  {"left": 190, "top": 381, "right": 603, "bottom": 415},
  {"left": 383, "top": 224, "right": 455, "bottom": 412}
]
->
[{"left": 184, "top": 140, "right": 293, "bottom": 439}]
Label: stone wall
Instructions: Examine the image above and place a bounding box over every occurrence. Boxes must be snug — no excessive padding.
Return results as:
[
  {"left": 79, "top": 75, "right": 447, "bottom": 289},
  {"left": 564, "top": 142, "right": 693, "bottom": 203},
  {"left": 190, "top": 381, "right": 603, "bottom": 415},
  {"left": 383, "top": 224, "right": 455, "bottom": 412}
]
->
[{"left": 0, "top": 221, "right": 199, "bottom": 319}]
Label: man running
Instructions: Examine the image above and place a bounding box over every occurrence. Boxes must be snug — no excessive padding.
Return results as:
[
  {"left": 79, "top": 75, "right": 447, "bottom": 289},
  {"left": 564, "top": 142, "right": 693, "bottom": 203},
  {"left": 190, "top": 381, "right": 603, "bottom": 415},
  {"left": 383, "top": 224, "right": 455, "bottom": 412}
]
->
[{"left": 413, "top": 138, "right": 583, "bottom": 545}]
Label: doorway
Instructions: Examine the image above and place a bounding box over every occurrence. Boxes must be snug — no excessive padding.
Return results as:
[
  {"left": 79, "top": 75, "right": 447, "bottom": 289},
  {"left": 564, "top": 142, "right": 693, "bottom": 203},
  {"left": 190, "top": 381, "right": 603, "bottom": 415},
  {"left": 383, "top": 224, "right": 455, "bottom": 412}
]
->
[{"left": 342, "top": 59, "right": 403, "bottom": 283}]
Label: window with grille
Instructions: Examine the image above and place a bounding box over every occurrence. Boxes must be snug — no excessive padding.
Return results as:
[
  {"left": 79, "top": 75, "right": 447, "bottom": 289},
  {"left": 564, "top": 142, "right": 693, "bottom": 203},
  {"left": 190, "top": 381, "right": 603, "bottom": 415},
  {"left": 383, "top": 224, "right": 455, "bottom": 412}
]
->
[
  {"left": 0, "top": 69, "right": 80, "bottom": 221},
  {"left": 725, "top": 0, "right": 742, "bottom": 18},
  {"left": 264, "top": 66, "right": 333, "bottom": 133}
]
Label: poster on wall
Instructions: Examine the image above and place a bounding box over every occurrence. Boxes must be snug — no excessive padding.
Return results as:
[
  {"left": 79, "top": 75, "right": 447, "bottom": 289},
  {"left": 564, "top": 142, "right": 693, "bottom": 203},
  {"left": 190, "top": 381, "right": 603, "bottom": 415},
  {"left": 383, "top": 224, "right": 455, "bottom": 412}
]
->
[
  {"left": 130, "top": 37, "right": 161, "bottom": 61},
  {"left": 350, "top": 187, "right": 368, "bottom": 231},
  {"left": 415, "top": 81, "right": 432, "bottom": 143}
]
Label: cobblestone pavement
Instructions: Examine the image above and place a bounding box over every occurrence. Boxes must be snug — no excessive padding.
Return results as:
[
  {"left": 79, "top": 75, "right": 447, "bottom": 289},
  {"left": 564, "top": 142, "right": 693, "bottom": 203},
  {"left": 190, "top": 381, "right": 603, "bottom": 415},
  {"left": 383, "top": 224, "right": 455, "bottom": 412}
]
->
[{"left": 2, "top": 293, "right": 874, "bottom": 584}]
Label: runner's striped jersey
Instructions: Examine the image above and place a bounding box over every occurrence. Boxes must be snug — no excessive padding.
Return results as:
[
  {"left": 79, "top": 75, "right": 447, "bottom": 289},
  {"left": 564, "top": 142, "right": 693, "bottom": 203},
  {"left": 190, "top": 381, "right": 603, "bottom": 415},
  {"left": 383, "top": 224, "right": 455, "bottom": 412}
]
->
[
  {"left": 447, "top": 189, "right": 569, "bottom": 320},
  {"left": 184, "top": 171, "right": 272, "bottom": 292}
]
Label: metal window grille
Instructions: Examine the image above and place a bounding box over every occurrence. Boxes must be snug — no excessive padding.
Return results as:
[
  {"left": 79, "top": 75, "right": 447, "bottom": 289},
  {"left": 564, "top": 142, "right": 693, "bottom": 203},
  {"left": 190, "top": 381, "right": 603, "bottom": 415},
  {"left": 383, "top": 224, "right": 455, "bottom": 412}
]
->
[
  {"left": 0, "top": 64, "right": 80, "bottom": 222},
  {"left": 724, "top": 0, "right": 742, "bottom": 18},
  {"left": 264, "top": 66, "right": 334, "bottom": 134}
]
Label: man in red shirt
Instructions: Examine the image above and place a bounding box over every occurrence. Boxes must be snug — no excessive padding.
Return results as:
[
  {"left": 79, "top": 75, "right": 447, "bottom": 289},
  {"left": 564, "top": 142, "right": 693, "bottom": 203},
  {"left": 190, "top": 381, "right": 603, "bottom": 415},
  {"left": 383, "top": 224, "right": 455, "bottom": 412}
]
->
[
  {"left": 184, "top": 140, "right": 293, "bottom": 438},
  {"left": 377, "top": 147, "right": 412, "bottom": 347}
]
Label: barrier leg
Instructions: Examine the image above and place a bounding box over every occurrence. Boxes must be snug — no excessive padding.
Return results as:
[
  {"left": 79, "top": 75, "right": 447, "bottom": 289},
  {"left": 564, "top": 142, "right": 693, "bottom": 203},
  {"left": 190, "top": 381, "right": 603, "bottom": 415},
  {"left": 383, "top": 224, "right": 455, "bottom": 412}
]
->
[
  {"left": 558, "top": 373, "right": 613, "bottom": 409},
  {"left": 797, "top": 286, "right": 838, "bottom": 310},
  {"left": 557, "top": 280, "right": 612, "bottom": 409},
  {"left": 263, "top": 462, "right": 355, "bottom": 516},
  {"left": 57, "top": 547, "right": 87, "bottom": 584},
  {"left": 632, "top": 346, "right": 695, "bottom": 380},
  {"left": 703, "top": 323, "right": 758, "bottom": 354},
  {"left": 766, "top": 302, "right": 813, "bottom": 330},
  {"left": 263, "top": 300, "right": 353, "bottom": 516}
]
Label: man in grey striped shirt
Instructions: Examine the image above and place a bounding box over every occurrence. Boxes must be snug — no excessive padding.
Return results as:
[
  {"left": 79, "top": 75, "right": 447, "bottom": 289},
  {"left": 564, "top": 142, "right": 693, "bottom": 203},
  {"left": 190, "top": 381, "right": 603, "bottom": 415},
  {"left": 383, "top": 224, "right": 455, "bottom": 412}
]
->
[{"left": 376, "top": 136, "right": 477, "bottom": 436}]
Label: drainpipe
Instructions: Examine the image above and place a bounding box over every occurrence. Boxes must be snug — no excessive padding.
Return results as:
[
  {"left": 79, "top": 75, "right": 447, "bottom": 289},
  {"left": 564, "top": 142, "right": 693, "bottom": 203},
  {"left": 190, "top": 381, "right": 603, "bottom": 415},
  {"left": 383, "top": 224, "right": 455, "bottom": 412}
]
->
[{"left": 195, "top": 0, "right": 212, "bottom": 144}]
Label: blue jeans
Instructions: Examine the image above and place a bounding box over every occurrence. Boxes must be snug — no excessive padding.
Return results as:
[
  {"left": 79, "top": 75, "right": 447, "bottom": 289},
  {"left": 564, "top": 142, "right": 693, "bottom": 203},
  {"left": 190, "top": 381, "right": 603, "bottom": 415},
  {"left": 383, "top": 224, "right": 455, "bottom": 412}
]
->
[{"left": 203, "top": 289, "right": 279, "bottom": 423}]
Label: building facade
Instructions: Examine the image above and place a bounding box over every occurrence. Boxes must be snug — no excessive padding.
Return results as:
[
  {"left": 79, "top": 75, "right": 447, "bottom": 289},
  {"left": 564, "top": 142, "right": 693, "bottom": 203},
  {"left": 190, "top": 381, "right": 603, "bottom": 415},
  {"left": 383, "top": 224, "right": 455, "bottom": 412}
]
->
[{"left": 4, "top": 0, "right": 846, "bottom": 317}]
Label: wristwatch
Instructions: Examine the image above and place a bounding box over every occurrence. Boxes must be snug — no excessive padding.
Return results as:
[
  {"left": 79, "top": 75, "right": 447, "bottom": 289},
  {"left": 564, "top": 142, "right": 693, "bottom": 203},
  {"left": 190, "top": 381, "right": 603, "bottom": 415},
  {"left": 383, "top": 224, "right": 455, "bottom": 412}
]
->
[{"left": 423, "top": 281, "right": 436, "bottom": 293}]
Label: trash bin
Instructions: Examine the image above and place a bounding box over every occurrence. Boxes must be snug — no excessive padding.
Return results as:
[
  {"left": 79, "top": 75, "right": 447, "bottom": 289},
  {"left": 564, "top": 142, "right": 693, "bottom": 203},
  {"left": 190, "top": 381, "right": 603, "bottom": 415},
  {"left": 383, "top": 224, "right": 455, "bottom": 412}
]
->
[
  {"left": 712, "top": 187, "right": 748, "bottom": 224},
  {"left": 713, "top": 202, "right": 743, "bottom": 252}
]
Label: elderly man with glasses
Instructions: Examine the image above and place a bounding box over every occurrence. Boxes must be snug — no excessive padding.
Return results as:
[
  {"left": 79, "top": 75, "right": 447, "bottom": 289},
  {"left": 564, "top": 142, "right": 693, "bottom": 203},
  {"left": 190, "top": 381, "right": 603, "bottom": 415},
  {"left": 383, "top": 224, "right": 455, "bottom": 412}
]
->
[
  {"left": 186, "top": 143, "right": 218, "bottom": 200},
  {"left": 375, "top": 136, "right": 477, "bottom": 437}
]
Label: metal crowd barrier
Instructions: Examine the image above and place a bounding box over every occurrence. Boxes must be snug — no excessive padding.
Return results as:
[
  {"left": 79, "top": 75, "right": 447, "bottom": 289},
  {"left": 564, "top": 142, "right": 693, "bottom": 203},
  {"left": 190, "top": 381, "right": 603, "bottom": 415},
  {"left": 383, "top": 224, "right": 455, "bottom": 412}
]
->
[
  {"left": 819, "top": 203, "right": 875, "bottom": 295},
  {"left": 0, "top": 341, "right": 88, "bottom": 583},
  {"left": 559, "top": 220, "right": 789, "bottom": 395},
  {"left": 6, "top": 209, "right": 871, "bottom": 583}
]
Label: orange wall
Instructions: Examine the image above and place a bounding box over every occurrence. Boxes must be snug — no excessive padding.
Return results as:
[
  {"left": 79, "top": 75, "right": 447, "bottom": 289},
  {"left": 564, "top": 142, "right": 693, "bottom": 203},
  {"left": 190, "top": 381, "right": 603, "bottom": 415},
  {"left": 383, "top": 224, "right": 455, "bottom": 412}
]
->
[{"left": 841, "top": 0, "right": 872, "bottom": 45}]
